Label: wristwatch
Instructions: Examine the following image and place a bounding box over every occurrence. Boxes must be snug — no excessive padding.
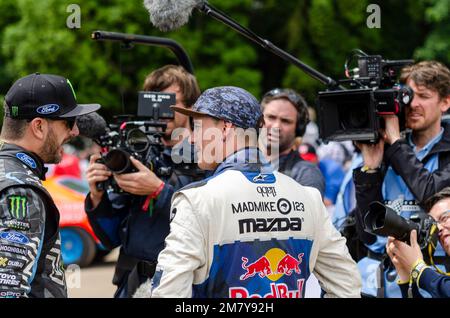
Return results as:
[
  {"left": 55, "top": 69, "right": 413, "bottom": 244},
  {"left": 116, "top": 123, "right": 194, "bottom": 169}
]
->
[
  {"left": 410, "top": 259, "right": 428, "bottom": 283},
  {"left": 361, "top": 165, "right": 380, "bottom": 173}
]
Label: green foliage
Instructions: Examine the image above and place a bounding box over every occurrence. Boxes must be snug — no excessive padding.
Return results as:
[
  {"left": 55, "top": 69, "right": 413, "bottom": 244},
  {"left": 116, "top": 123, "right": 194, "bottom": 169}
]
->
[
  {"left": 0, "top": 0, "right": 448, "bottom": 123},
  {"left": 414, "top": 0, "right": 450, "bottom": 63}
]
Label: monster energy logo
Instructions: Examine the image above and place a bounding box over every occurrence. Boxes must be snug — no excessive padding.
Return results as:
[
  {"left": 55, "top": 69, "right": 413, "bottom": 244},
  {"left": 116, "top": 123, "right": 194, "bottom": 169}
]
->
[
  {"left": 12, "top": 106, "right": 19, "bottom": 117},
  {"left": 66, "top": 79, "right": 77, "bottom": 99},
  {"left": 8, "top": 196, "right": 28, "bottom": 220}
]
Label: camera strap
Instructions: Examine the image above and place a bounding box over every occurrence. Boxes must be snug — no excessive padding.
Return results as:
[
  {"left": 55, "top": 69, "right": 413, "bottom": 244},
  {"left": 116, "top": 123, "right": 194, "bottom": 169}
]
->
[
  {"left": 427, "top": 224, "right": 450, "bottom": 276},
  {"left": 376, "top": 255, "right": 388, "bottom": 298}
]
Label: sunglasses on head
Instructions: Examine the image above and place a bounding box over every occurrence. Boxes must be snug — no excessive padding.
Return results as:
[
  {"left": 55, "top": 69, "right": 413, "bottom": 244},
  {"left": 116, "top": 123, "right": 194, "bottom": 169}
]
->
[{"left": 262, "top": 88, "right": 303, "bottom": 107}]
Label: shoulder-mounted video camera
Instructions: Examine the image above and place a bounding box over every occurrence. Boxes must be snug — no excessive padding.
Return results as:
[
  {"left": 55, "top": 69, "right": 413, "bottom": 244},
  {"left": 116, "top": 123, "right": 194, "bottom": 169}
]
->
[{"left": 318, "top": 51, "right": 414, "bottom": 142}]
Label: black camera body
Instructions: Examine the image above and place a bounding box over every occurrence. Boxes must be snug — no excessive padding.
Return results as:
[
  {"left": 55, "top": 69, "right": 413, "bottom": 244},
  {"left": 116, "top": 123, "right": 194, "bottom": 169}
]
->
[
  {"left": 318, "top": 52, "right": 414, "bottom": 142},
  {"left": 364, "top": 201, "right": 438, "bottom": 252},
  {"left": 95, "top": 92, "right": 176, "bottom": 193}
]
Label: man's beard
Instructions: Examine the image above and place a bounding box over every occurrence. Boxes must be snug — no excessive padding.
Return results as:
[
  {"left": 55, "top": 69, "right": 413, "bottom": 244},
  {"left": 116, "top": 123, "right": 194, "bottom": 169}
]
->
[{"left": 40, "top": 128, "right": 65, "bottom": 164}]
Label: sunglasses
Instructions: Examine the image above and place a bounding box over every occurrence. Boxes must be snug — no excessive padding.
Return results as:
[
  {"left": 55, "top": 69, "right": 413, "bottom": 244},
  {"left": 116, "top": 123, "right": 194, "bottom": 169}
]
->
[
  {"left": 44, "top": 117, "right": 77, "bottom": 130},
  {"left": 262, "top": 88, "right": 305, "bottom": 108}
]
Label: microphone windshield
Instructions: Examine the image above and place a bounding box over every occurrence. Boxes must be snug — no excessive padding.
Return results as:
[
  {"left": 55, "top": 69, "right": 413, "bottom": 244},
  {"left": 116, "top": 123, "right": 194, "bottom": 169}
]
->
[
  {"left": 144, "top": 0, "right": 202, "bottom": 31},
  {"left": 76, "top": 112, "right": 107, "bottom": 139}
]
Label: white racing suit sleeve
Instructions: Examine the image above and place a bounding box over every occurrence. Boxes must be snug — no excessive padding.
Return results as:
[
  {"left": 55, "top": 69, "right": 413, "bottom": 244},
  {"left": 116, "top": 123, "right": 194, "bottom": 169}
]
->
[
  {"left": 312, "top": 189, "right": 362, "bottom": 298},
  {"left": 0, "top": 187, "right": 46, "bottom": 298},
  {"left": 151, "top": 193, "right": 206, "bottom": 298}
]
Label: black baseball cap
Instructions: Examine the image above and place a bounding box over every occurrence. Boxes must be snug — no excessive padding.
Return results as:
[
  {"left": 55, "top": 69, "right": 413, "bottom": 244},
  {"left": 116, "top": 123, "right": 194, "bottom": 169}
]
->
[{"left": 4, "top": 73, "right": 101, "bottom": 119}]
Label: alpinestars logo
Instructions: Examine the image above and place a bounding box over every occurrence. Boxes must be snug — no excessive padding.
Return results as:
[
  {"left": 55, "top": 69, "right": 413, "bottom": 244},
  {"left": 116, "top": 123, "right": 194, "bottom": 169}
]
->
[{"left": 7, "top": 195, "right": 28, "bottom": 220}]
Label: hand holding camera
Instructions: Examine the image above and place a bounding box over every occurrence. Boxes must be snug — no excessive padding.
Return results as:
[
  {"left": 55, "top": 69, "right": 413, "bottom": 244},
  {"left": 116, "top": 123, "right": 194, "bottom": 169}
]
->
[
  {"left": 356, "top": 138, "right": 385, "bottom": 170},
  {"left": 86, "top": 153, "right": 112, "bottom": 208},
  {"left": 113, "top": 156, "right": 164, "bottom": 196},
  {"left": 386, "top": 230, "right": 423, "bottom": 281},
  {"left": 382, "top": 115, "right": 401, "bottom": 145}
]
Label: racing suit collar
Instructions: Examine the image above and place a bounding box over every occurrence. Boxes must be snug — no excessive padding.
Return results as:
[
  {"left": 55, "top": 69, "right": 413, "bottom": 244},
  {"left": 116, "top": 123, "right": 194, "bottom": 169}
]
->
[
  {"left": 213, "top": 147, "right": 272, "bottom": 176},
  {"left": 0, "top": 141, "right": 48, "bottom": 180}
]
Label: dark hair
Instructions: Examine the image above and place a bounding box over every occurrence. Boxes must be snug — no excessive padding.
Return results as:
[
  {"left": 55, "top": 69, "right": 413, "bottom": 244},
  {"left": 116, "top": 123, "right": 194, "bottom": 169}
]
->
[
  {"left": 261, "top": 88, "right": 310, "bottom": 136},
  {"left": 1, "top": 102, "right": 28, "bottom": 140},
  {"left": 400, "top": 61, "right": 450, "bottom": 100},
  {"left": 143, "top": 65, "right": 201, "bottom": 108},
  {"left": 423, "top": 187, "right": 450, "bottom": 212}
]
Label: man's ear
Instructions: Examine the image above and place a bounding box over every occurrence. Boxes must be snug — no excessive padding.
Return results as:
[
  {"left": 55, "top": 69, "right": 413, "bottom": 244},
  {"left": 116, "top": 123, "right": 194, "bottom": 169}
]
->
[
  {"left": 441, "top": 95, "right": 450, "bottom": 113},
  {"left": 29, "top": 118, "right": 47, "bottom": 140},
  {"left": 222, "top": 121, "right": 234, "bottom": 141}
]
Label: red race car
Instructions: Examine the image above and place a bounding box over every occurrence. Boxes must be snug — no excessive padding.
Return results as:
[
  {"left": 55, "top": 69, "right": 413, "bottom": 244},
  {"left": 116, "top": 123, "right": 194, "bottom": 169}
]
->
[{"left": 43, "top": 155, "right": 109, "bottom": 267}]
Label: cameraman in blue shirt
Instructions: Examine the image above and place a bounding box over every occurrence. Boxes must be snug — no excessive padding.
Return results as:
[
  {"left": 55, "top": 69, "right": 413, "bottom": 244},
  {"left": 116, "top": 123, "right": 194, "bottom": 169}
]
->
[{"left": 354, "top": 61, "right": 450, "bottom": 297}]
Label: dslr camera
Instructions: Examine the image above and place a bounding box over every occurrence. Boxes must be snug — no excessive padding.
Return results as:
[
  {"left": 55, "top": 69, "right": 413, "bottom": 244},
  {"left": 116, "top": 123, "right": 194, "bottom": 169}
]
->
[
  {"left": 318, "top": 51, "right": 415, "bottom": 142},
  {"left": 94, "top": 92, "right": 176, "bottom": 193},
  {"left": 364, "top": 201, "right": 438, "bottom": 255}
]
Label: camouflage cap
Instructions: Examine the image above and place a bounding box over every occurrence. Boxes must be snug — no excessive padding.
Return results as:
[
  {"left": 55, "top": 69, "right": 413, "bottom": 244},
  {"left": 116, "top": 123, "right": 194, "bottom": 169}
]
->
[{"left": 171, "top": 86, "right": 262, "bottom": 129}]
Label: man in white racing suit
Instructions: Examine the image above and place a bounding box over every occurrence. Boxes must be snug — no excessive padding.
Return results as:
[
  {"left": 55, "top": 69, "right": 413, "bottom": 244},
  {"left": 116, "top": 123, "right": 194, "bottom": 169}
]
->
[{"left": 147, "top": 86, "right": 361, "bottom": 298}]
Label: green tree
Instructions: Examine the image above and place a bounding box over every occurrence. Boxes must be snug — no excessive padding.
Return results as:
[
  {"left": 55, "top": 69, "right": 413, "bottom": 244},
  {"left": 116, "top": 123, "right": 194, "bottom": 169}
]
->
[
  {"left": 415, "top": 0, "right": 450, "bottom": 64},
  {"left": 0, "top": 0, "right": 262, "bottom": 120},
  {"left": 0, "top": 0, "right": 447, "bottom": 124}
]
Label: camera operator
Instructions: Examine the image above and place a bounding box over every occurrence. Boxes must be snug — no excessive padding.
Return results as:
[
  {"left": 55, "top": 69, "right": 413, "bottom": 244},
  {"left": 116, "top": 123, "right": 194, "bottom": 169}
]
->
[
  {"left": 139, "top": 86, "right": 361, "bottom": 298},
  {"left": 354, "top": 61, "right": 450, "bottom": 297},
  {"left": 84, "top": 65, "right": 202, "bottom": 298},
  {"left": 261, "top": 88, "right": 325, "bottom": 196},
  {"left": 386, "top": 187, "right": 450, "bottom": 298}
]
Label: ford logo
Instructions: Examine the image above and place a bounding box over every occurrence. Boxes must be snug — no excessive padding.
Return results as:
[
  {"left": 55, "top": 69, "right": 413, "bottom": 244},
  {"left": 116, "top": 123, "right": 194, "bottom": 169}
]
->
[
  {"left": 37, "top": 104, "right": 60, "bottom": 115},
  {"left": 16, "top": 153, "right": 37, "bottom": 169},
  {"left": 0, "top": 231, "right": 30, "bottom": 245}
]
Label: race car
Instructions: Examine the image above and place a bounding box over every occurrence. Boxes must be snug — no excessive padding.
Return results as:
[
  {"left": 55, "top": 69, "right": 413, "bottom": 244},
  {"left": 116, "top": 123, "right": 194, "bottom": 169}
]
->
[{"left": 43, "top": 175, "right": 108, "bottom": 267}]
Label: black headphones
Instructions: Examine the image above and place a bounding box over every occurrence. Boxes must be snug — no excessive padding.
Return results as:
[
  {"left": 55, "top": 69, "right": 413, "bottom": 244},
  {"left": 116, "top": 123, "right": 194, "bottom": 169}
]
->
[{"left": 262, "top": 88, "right": 310, "bottom": 137}]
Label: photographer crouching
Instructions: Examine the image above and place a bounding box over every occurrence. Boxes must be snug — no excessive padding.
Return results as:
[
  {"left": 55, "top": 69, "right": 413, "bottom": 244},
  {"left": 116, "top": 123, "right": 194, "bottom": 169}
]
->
[
  {"left": 84, "top": 65, "right": 203, "bottom": 297},
  {"left": 386, "top": 187, "right": 450, "bottom": 298}
]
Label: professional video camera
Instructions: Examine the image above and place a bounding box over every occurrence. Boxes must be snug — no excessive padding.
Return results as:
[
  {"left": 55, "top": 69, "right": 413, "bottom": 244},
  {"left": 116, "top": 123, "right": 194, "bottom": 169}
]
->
[
  {"left": 364, "top": 201, "right": 438, "bottom": 257},
  {"left": 318, "top": 50, "right": 415, "bottom": 142},
  {"left": 93, "top": 92, "right": 176, "bottom": 193},
  {"left": 141, "top": 2, "right": 417, "bottom": 144},
  {"left": 85, "top": 31, "right": 202, "bottom": 193}
]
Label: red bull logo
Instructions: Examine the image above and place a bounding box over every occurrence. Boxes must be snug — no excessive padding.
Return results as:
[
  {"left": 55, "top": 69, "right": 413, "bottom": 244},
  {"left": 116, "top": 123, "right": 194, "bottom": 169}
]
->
[
  {"left": 233, "top": 248, "right": 306, "bottom": 298},
  {"left": 240, "top": 249, "right": 304, "bottom": 281},
  {"left": 277, "top": 253, "right": 304, "bottom": 276},
  {"left": 230, "top": 280, "right": 305, "bottom": 298},
  {"left": 240, "top": 256, "right": 272, "bottom": 280}
]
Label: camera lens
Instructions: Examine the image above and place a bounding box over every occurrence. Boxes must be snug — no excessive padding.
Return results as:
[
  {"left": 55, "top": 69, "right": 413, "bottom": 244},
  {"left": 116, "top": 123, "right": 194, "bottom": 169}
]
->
[
  {"left": 340, "top": 107, "right": 369, "bottom": 130},
  {"left": 127, "top": 128, "right": 150, "bottom": 153},
  {"left": 104, "top": 149, "right": 130, "bottom": 174}
]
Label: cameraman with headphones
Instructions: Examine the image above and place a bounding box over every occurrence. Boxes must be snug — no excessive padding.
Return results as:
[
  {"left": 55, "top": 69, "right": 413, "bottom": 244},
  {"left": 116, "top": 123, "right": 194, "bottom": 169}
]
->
[
  {"left": 354, "top": 61, "right": 450, "bottom": 297},
  {"left": 84, "top": 65, "right": 203, "bottom": 298},
  {"left": 386, "top": 187, "right": 450, "bottom": 298},
  {"left": 261, "top": 88, "right": 325, "bottom": 196}
]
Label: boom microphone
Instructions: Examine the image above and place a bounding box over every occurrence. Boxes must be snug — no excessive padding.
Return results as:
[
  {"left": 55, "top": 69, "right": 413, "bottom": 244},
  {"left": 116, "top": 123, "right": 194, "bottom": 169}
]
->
[
  {"left": 144, "top": 0, "right": 340, "bottom": 88},
  {"left": 76, "top": 112, "right": 108, "bottom": 139},
  {"left": 144, "top": 0, "right": 202, "bottom": 32}
]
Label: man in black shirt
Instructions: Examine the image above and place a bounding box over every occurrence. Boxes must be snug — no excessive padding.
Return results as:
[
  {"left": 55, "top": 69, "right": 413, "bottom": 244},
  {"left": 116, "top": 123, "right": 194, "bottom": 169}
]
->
[
  {"left": 261, "top": 88, "right": 324, "bottom": 196},
  {"left": 0, "top": 73, "right": 100, "bottom": 297}
]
